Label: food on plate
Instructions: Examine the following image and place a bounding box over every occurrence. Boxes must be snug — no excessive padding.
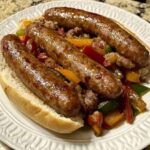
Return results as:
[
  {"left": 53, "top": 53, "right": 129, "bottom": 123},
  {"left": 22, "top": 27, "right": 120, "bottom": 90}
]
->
[
  {"left": 1, "top": 35, "right": 81, "bottom": 117},
  {"left": 44, "top": 7, "right": 149, "bottom": 67},
  {"left": 0, "top": 7, "right": 149, "bottom": 136},
  {"left": 0, "top": 35, "right": 83, "bottom": 133},
  {"left": 104, "top": 52, "right": 135, "bottom": 69},
  {"left": 26, "top": 23, "right": 122, "bottom": 99}
]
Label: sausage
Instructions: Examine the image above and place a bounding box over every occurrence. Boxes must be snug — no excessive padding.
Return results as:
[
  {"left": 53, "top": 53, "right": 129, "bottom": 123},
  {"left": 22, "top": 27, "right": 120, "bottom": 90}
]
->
[
  {"left": 44, "top": 7, "right": 149, "bottom": 67},
  {"left": 26, "top": 23, "right": 122, "bottom": 99},
  {"left": 104, "top": 52, "right": 135, "bottom": 69},
  {"left": 24, "top": 35, "right": 99, "bottom": 113},
  {"left": 79, "top": 89, "right": 99, "bottom": 114},
  {"left": 1, "top": 34, "right": 81, "bottom": 117}
]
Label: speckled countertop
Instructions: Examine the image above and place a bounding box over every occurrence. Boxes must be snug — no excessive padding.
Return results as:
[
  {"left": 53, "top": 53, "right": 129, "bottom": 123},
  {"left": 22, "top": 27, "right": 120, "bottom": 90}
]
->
[
  {"left": 0, "top": 0, "right": 150, "bottom": 150},
  {"left": 0, "top": 0, "right": 150, "bottom": 22}
]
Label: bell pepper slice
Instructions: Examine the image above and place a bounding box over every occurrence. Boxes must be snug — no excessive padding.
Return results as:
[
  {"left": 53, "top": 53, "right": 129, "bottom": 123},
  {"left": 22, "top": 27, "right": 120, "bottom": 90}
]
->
[
  {"left": 105, "top": 45, "right": 114, "bottom": 53},
  {"left": 131, "top": 98, "right": 146, "bottom": 113},
  {"left": 55, "top": 68, "right": 80, "bottom": 84},
  {"left": 87, "top": 111, "right": 103, "bottom": 136},
  {"left": 103, "top": 110, "right": 124, "bottom": 128},
  {"left": 131, "top": 83, "right": 150, "bottom": 96},
  {"left": 19, "top": 36, "right": 26, "bottom": 42},
  {"left": 16, "top": 20, "right": 32, "bottom": 37},
  {"left": 83, "top": 46, "right": 105, "bottom": 65},
  {"left": 17, "top": 35, "right": 29, "bottom": 44},
  {"left": 16, "top": 28, "right": 25, "bottom": 36},
  {"left": 21, "top": 19, "right": 32, "bottom": 27},
  {"left": 66, "top": 38, "right": 93, "bottom": 47},
  {"left": 126, "top": 71, "right": 140, "bottom": 83},
  {"left": 22, "top": 19, "right": 32, "bottom": 27},
  {"left": 123, "top": 85, "right": 134, "bottom": 124},
  {"left": 98, "top": 99, "right": 119, "bottom": 115},
  {"left": 132, "top": 106, "right": 140, "bottom": 116}
]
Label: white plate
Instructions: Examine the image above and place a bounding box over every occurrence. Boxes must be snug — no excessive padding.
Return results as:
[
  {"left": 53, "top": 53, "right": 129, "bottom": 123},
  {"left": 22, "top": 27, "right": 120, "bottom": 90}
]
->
[{"left": 0, "top": 0, "right": 150, "bottom": 149}]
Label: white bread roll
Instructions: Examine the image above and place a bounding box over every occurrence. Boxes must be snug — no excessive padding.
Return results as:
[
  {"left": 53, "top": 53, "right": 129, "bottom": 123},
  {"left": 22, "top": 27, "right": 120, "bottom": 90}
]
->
[{"left": 0, "top": 44, "right": 83, "bottom": 134}]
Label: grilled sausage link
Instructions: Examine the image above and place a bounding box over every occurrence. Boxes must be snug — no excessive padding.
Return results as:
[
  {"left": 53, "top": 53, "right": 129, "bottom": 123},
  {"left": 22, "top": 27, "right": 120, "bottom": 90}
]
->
[
  {"left": 1, "top": 34, "right": 81, "bottom": 117},
  {"left": 23, "top": 34, "right": 99, "bottom": 113},
  {"left": 26, "top": 23, "right": 122, "bottom": 99},
  {"left": 44, "top": 7, "right": 149, "bottom": 67}
]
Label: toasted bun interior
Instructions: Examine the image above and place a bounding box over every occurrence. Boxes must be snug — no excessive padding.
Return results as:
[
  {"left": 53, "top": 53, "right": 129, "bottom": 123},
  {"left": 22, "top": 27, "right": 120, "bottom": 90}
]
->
[{"left": 0, "top": 43, "right": 83, "bottom": 134}]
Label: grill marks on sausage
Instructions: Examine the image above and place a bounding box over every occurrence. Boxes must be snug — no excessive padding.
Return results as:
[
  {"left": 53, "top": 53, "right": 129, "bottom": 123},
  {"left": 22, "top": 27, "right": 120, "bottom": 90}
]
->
[
  {"left": 44, "top": 7, "right": 149, "bottom": 67},
  {"left": 1, "top": 34, "right": 81, "bottom": 117},
  {"left": 26, "top": 23, "right": 122, "bottom": 99}
]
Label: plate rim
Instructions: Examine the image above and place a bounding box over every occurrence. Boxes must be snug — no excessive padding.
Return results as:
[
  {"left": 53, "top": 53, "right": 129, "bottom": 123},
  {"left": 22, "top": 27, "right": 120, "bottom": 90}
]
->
[{"left": 0, "top": 0, "right": 150, "bottom": 150}]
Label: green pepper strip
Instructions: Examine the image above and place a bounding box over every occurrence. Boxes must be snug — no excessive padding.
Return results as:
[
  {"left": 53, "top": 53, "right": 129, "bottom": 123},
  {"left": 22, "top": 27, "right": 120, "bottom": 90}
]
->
[
  {"left": 16, "top": 28, "right": 25, "bottom": 36},
  {"left": 98, "top": 99, "right": 119, "bottom": 115},
  {"left": 131, "top": 83, "right": 150, "bottom": 96},
  {"left": 132, "top": 106, "right": 140, "bottom": 116},
  {"left": 105, "top": 45, "right": 115, "bottom": 53}
]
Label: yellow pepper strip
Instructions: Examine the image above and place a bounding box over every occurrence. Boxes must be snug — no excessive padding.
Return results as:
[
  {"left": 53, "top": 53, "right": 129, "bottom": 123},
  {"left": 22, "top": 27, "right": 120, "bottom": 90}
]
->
[
  {"left": 55, "top": 68, "right": 80, "bottom": 84},
  {"left": 66, "top": 38, "right": 93, "bottom": 47},
  {"left": 126, "top": 71, "right": 140, "bottom": 83},
  {"left": 20, "top": 19, "right": 32, "bottom": 27},
  {"left": 16, "top": 19, "right": 32, "bottom": 37},
  {"left": 92, "top": 124, "right": 103, "bottom": 136},
  {"left": 104, "top": 110, "right": 124, "bottom": 128},
  {"left": 131, "top": 98, "right": 146, "bottom": 113},
  {"left": 87, "top": 111, "right": 103, "bottom": 136},
  {"left": 19, "top": 35, "right": 26, "bottom": 42}
]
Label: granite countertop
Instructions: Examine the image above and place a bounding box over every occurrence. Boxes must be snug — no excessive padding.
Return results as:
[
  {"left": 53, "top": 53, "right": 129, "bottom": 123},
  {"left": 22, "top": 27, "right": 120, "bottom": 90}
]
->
[
  {"left": 0, "top": 0, "right": 150, "bottom": 150},
  {"left": 0, "top": 0, "right": 150, "bottom": 22}
]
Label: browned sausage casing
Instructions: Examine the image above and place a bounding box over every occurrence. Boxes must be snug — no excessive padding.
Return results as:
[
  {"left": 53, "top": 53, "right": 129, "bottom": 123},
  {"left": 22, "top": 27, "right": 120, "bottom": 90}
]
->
[
  {"left": 1, "top": 34, "right": 81, "bottom": 117},
  {"left": 44, "top": 7, "right": 149, "bottom": 67},
  {"left": 26, "top": 23, "right": 122, "bottom": 99}
]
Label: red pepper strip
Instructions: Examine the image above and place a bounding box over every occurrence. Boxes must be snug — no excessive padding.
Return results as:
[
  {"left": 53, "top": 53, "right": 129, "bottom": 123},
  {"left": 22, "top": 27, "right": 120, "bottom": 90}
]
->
[
  {"left": 123, "top": 85, "right": 134, "bottom": 124},
  {"left": 102, "top": 122, "right": 111, "bottom": 130},
  {"left": 31, "top": 41, "right": 38, "bottom": 52},
  {"left": 83, "top": 46, "right": 105, "bottom": 65},
  {"left": 87, "top": 111, "right": 103, "bottom": 136}
]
